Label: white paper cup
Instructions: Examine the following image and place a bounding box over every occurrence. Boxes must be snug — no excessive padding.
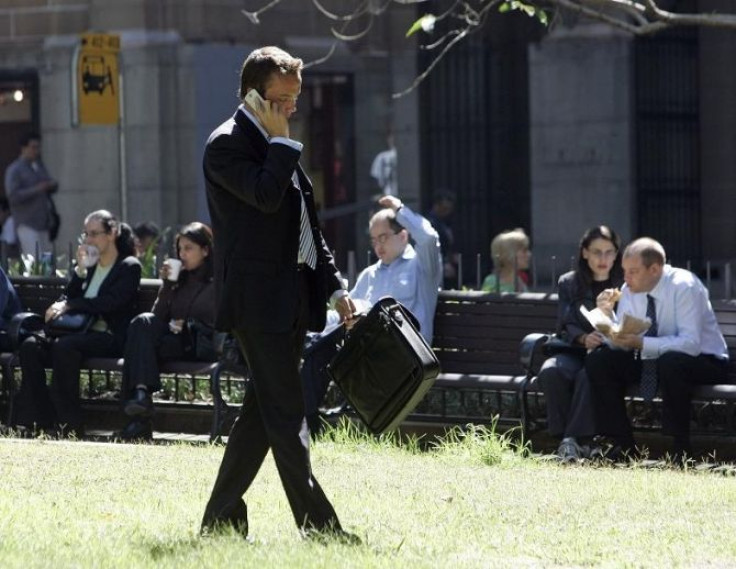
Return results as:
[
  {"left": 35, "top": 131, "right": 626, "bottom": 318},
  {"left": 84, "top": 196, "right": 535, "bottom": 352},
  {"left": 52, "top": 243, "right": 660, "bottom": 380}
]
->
[
  {"left": 164, "top": 258, "right": 182, "bottom": 281},
  {"left": 80, "top": 245, "right": 100, "bottom": 268}
]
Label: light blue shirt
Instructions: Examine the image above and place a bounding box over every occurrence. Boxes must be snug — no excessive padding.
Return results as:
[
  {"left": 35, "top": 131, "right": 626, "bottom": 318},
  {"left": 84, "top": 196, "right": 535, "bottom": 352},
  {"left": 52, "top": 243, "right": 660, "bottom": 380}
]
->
[
  {"left": 349, "top": 205, "right": 442, "bottom": 343},
  {"left": 615, "top": 264, "right": 728, "bottom": 361}
]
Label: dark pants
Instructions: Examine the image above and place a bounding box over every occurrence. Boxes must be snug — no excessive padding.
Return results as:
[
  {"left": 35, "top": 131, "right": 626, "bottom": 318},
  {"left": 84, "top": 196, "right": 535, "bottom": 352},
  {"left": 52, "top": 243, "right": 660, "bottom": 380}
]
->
[
  {"left": 585, "top": 347, "right": 727, "bottom": 449},
  {"left": 14, "top": 332, "right": 119, "bottom": 431},
  {"left": 201, "top": 270, "right": 341, "bottom": 534},
  {"left": 301, "top": 326, "right": 343, "bottom": 421},
  {"left": 537, "top": 353, "right": 596, "bottom": 439},
  {"left": 121, "top": 313, "right": 188, "bottom": 397}
]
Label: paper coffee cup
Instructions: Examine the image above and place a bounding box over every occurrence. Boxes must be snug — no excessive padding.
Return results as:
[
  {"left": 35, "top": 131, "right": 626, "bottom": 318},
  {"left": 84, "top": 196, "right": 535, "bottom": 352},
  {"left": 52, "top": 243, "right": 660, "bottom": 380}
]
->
[
  {"left": 164, "top": 258, "right": 182, "bottom": 281},
  {"left": 80, "top": 245, "right": 100, "bottom": 268}
]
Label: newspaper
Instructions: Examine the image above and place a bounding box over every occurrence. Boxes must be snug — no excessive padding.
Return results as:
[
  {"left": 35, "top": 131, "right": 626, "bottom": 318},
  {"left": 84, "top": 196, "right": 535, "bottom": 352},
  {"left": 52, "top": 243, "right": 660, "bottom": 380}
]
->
[{"left": 579, "top": 306, "right": 651, "bottom": 340}]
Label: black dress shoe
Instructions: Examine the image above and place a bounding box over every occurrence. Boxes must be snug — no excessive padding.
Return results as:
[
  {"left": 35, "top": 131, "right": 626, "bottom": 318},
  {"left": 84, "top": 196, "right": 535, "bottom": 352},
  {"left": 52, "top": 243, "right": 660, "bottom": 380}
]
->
[
  {"left": 301, "top": 527, "right": 362, "bottom": 545},
  {"left": 124, "top": 388, "right": 154, "bottom": 417},
  {"left": 201, "top": 499, "right": 249, "bottom": 539},
  {"left": 115, "top": 419, "right": 153, "bottom": 442}
]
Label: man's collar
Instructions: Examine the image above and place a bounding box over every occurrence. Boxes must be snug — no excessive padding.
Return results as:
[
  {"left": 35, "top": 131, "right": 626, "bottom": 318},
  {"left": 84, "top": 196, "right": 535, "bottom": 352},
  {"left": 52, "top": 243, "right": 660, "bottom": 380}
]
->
[
  {"left": 238, "top": 104, "right": 269, "bottom": 141},
  {"left": 647, "top": 264, "right": 669, "bottom": 299},
  {"left": 378, "top": 243, "right": 415, "bottom": 268}
]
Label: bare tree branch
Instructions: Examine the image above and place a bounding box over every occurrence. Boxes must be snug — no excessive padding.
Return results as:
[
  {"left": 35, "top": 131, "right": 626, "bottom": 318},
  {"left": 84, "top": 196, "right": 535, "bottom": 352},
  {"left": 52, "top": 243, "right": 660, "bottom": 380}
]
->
[{"left": 241, "top": 0, "right": 736, "bottom": 96}]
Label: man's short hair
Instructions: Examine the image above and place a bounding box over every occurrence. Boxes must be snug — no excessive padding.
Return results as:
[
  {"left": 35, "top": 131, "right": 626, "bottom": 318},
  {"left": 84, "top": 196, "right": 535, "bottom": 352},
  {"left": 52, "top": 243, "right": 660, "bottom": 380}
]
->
[
  {"left": 239, "top": 46, "right": 303, "bottom": 102},
  {"left": 19, "top": 132, "right": 40, "bottom": 148},
  {"left": 369, "top": 208, "right": 404, "bottom": 234},
  {"left": 133, "top": 221, "right": 160, "bottom": 241},
  {"left": 623, "top": 237, "right": 666, "bottom": 267},
  {"left": 432, "top": 189, "right": 455, "bottom": 205}
]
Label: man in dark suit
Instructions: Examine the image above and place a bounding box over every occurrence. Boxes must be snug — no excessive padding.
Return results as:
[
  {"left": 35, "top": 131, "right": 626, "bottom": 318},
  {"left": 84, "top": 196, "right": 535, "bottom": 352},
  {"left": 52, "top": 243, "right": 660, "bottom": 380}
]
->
[{"left": 200, "top": 46, "right": 357, "bottom": 541}]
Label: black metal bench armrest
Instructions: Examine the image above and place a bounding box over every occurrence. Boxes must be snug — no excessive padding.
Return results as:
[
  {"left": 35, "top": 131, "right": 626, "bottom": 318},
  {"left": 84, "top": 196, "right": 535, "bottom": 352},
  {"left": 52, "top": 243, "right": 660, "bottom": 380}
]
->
[
  {"left": 8, "top": 311, "right": 45, "bottom": 352},
  {"left": 519, "top": 332, "right": 549, "bottom": 377}
]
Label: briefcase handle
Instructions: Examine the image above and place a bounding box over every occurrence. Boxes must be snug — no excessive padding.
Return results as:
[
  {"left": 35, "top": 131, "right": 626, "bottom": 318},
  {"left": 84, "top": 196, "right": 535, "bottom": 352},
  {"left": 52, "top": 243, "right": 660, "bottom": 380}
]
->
[{"left": 342, "top": 296, "right": 421, "bottom": 337}]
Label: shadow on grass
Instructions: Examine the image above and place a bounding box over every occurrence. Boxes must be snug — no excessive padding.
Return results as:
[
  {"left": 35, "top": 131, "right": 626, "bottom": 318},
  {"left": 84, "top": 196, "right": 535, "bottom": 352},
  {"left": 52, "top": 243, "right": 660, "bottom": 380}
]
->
[{"left": 145, "top": 536, "right": 205, "bottom": 560}]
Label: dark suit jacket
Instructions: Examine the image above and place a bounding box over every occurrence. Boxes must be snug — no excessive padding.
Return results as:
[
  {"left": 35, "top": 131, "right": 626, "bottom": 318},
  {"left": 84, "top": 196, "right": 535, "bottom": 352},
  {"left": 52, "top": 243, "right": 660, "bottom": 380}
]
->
[
  {"left": 204, "top": 106, "right": 343, "bottom": 333},
  {"left": 62, "top": 255, "right": 142, "bottom": 348}
]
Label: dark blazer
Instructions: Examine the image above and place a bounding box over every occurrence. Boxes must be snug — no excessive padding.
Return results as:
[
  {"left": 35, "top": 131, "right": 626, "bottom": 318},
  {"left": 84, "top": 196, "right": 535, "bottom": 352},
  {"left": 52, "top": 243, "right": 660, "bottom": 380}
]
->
[
  {"left": 203, "top": 106, "right": 343, "bottom": 333},
  {"left": 556, "top": 270, "right": 623, "bottom": 344},
  {"left": 63, "top": 255, "right": 142, "bottom": 348}
]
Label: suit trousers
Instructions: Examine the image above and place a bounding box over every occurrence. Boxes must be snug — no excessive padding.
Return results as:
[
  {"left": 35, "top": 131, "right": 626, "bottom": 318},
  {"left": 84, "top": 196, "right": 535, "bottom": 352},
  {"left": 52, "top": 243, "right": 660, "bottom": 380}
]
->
[
  {"left": 585, "top": 347, "right": 728, "bottom": 444},
  {"left": 537, "top": 353, "right": 596, "bottom": 439},
  {"left": 14, "top": 332, "right": 119, "bottom": 430},
  {"left": 201, "top": 269, "right": 341, "bottom": 534}
]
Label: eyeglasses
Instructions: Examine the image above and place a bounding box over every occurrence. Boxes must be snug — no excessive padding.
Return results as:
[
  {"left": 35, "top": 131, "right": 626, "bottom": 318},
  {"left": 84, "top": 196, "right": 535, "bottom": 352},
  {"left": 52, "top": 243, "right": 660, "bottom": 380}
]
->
[
  {"left": 81, "top": 229, "right": 109, "bottom": 239},
  {"left": 587, "top": 248, "right": 617, "bottom": 259},
  {"left": 370, "top": 232, "right": 399, "bottom": 247}
]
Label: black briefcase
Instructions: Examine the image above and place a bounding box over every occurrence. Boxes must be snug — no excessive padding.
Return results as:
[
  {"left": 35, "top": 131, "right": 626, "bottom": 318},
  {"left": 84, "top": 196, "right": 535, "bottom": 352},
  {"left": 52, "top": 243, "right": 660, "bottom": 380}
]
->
[{"left": 326, "top": 297, "right": 440, "bottom": 434}]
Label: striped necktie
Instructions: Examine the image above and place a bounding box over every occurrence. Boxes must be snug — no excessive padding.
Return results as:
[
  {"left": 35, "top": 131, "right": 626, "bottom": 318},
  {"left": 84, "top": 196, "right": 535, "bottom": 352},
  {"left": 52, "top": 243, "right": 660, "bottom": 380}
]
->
[
  {"left": 640, "top": 294, "right": 658, "bottom": 401},
  {"left": 294, "top": 172, "right": 317, "bottom": 269}
]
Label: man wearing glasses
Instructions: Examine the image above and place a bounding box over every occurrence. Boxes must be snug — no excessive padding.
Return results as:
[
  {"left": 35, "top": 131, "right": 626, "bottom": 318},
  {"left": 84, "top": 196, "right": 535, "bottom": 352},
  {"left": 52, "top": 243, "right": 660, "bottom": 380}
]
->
[
  {"left": 302, "top": 194, "right": 442, "bottom": 430},
  {"left": 351, "top": 195, "right": 442, "bottom": 342}
]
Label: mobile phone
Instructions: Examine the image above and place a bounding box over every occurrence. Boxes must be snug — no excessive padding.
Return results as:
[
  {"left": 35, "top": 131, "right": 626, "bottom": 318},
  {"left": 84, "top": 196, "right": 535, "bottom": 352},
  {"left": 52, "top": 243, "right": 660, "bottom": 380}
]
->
[{"left": 245, "top": 88, "right": 267, "bottom": 113}]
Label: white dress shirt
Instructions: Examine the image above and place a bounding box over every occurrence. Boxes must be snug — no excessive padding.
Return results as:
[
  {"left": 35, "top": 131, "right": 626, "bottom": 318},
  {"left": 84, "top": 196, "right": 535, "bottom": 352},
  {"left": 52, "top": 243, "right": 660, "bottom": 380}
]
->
[{"left": 615, "top": 264, "right": 728, "bottom": 361}]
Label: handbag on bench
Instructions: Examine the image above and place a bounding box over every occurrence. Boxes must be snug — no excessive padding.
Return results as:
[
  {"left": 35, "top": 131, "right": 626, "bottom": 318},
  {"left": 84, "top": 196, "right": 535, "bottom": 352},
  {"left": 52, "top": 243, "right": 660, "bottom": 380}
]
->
[{"left": 45, "top": 311, "right": 94, "bottom": 337}]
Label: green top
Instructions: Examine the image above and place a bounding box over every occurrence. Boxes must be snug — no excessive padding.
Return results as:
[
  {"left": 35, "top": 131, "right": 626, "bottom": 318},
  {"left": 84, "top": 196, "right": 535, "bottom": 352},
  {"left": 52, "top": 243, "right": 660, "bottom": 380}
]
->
[
  {"left": 481, "top": 273, "right": 528, "bottom": 293},
  {"left": 84, "top": 262, "right": 114, "bottom": 332}
]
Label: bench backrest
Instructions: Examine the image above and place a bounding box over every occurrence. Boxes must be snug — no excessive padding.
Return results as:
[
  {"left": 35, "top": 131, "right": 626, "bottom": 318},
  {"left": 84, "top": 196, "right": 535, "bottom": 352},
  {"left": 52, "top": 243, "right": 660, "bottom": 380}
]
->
[
  {"left": 10, "top": 276, "right": 162, "bottom": 316},
  {"left": 432, "top": 290, "right": 558, "bottom": 375},
  {"left": 433, "top": 291, "right": 736, "bottom": 379}
]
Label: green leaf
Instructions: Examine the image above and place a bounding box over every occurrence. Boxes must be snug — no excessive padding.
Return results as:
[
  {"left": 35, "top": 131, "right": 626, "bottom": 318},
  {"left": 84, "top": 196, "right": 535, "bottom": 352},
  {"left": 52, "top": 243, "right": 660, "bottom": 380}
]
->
[{"left": 406, "top": 14, "right": 436, "bottom": 37}]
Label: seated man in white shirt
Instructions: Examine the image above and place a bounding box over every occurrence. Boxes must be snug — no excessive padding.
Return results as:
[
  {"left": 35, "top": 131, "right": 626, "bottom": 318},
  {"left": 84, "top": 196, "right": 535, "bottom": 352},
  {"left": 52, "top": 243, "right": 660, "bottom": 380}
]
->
[
  {"left": 586, "top": 237, "right": 729, "bottom": 462},
  {"left": 302, "top": 194, "right": 442, "bottom": 431}
]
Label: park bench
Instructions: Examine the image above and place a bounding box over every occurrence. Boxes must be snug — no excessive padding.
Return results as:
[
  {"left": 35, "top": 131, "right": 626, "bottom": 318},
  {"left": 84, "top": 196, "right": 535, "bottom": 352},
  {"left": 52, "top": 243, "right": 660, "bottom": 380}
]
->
[
  {"left": 415, "top": 290, "right": 736, "bottom": 438},
  {"left": 1, "top": 276, "right": 248, "bottom": 441},
  {"left": 411, "top": 290, "right": 558, "bottom": 428}
]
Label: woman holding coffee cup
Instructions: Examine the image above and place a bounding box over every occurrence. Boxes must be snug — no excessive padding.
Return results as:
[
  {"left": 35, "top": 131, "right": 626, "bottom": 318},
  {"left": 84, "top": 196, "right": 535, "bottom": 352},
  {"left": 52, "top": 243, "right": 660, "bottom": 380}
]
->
[
  {"left": 13, "top": 210, "right": 141, "bottom": 437},
  {"left": 118, "top": 222, "right": 216, "bottom": 441}
]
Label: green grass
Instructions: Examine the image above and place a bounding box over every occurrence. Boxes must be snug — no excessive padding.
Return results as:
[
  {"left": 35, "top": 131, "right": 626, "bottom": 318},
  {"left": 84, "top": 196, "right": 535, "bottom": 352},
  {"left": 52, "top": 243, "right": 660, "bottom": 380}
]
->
[{"left": 2, "top": 423, "right": 736, "bottom": 568}]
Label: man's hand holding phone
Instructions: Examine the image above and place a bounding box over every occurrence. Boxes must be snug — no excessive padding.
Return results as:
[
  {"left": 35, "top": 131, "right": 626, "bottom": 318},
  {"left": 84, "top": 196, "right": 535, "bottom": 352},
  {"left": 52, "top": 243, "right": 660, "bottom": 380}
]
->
[{"left": 245, "top": 89, "right": 289, "bottom": 139}]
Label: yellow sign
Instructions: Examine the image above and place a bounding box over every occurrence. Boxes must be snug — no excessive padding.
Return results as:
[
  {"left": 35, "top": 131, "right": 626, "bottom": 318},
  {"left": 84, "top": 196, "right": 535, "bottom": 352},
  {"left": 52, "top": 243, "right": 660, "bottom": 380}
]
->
[{"left": 76, "top": 33, "right": 120, "bottom": 125}]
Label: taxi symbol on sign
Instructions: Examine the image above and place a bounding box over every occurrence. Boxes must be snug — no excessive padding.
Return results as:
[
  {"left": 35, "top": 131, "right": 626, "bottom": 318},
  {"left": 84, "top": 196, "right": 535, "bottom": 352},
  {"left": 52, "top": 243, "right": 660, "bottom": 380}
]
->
[{"left": 81, "top": 54, "right": 114, "bottom": 96}]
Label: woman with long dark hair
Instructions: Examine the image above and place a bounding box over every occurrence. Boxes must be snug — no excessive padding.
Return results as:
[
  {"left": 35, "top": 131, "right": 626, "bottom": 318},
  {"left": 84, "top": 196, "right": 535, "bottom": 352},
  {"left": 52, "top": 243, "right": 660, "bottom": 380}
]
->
[
  {"left": 118, "top": 222, "right": 215, "bottom": 440},
  {"left": 537, "top": 225, "right": 624, "bottom": 462},
  {"left": 13, "top": 210, "right": 141, "bottom": 436}
]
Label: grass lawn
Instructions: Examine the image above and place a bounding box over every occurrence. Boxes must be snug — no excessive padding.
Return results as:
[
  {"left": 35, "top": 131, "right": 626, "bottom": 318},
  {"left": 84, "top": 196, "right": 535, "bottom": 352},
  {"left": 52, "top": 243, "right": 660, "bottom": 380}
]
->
[{"left": 1, "top": 425, "right": 736, "bottom": 568}]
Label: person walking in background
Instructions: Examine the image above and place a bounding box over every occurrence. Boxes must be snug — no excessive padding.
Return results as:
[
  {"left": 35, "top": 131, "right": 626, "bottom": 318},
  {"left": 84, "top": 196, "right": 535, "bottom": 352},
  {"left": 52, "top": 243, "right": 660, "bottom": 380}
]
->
[
  {"left": 12, "top": 210, "right": 141, "bottom": 437},
  {"left": 537, "top": 226, "right": 624, "bottom": 462},
  {"left": 199, "top": 46, "right": 358, "bottom": 542},
  {"left": 586, "top": 237, "right": 729, "bottom": 463},
  {"left": 425, "top": 189, "right": 458, "bottom": 289},
  {"left": 481, "top": 228, "right": 531, "bottom": 293},
  {"left": 118, "top": 222, "right": 215, "bottom": 441},
  {"left": 4, "top": 133, "right": 59, "bottom": 257}
]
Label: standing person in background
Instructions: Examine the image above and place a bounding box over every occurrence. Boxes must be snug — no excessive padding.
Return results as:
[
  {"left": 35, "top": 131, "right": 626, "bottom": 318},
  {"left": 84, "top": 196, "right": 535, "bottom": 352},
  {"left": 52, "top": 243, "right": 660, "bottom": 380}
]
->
[
  {"left": 200, "top": 46, "right": 358, "bottom": 542},
  {"left": 481, "top": 228, "right": 532, "bottom": 293},
  {"left": 118, "top": 222, "right": 215, "bottom": 441},
  {"left": 425, "top": 189, "right": 458, "bottom": 289},
  {"left": 537, "top": 226, "right": 624, "bottom": 462},
  {"left": 4, "top": 133, "right": 59, "bottom": 257}
]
